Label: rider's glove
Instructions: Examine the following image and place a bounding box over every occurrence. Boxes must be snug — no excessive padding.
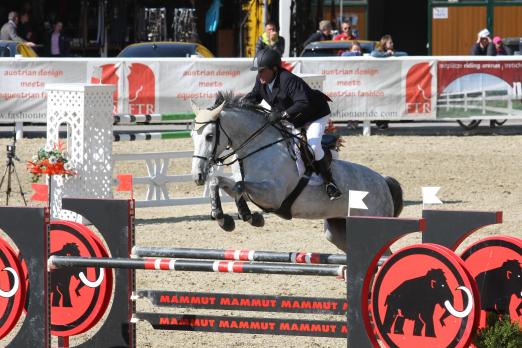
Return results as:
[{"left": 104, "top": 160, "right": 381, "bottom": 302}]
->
[{"left": 269, "top": 111, "right": 288, "bottom": 124}]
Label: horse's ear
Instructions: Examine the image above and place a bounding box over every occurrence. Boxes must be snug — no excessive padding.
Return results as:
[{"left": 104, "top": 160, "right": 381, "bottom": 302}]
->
[
  {"left": 213, "top": 101, "right": 226, "bottom": 116},
  {"left": 192, "top": 100, "right": 225, "bottom": 131}
]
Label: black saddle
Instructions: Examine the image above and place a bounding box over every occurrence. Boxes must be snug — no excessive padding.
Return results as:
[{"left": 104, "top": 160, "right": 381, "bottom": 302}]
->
[{"left": 297, "top": 133, "right": 338, "bottom": 175}]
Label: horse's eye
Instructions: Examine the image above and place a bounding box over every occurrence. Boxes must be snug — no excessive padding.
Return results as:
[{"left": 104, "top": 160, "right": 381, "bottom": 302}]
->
[{"left": 206, "top": 134, "right": 213, "bottom": 141}]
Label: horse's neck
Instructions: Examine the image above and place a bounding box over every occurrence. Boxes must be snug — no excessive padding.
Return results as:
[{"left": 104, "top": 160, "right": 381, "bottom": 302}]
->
[
  {"left": 221, "top": 110, "right": 300, "bottom": 182},
  {"left": 221, "top": 111, "right": 283, "bottom": 155}
]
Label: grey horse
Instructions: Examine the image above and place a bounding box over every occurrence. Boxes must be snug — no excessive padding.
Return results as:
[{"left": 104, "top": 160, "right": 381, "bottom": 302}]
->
[{"left": 191, "top": 92, "right": 403, "bottom": 252}]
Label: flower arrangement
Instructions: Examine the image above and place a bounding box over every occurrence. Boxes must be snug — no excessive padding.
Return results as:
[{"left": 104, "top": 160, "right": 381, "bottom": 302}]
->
[{"left": 27, "top": 142, "right": 76, "bottom": 183}]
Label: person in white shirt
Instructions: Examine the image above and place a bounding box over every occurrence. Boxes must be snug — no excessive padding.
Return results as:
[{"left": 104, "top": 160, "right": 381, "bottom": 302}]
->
[{"left": 0, "top": 11, "right": 35, "bottom": 46}]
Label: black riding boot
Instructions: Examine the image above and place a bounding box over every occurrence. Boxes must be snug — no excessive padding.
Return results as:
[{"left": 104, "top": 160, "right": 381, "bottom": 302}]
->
[{"left": 314, "top": 157, "right": 342, "bottom": 200}]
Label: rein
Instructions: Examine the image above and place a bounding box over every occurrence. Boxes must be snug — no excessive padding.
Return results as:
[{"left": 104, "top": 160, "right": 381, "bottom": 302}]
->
[{"left": 193, "top": 114, "right": 300, "bottom": 167}]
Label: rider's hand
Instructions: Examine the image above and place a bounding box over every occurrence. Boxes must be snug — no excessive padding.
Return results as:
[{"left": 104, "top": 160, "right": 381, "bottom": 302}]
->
[
  {"left": 269, "top": 111, "right": 288, "bottom": 124},
  {"left": 269, "top": 111, "right": 283, "bottom": 123}
]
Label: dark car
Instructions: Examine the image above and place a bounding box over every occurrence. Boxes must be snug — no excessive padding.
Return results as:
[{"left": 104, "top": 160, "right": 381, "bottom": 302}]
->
[
  {"left": 0, "top": 40, "right": 38, "bottom": 57},
  {"left": 118, "top": 42, "right": 214, "bottom": 58},
  {"left": 300, "top": 40, "right": 377, "bottom": 57}
]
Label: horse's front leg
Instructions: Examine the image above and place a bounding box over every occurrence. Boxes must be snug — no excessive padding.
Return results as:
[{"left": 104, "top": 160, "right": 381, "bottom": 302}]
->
[
  {"left": 209, "top": 176, "right": 235, "bottom": 231},
  {"left": 211, "top": 176, "right": 264, "bottom": 228},
  {"left": 236, "top": 195, "right": 264, "bottom": 227}
]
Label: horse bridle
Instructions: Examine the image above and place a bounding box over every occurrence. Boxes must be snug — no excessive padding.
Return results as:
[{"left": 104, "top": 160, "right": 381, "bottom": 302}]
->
[
  {"left": 191, "top": 119, "right": 229, "bottom": 166},
  {"left": 192, "top": 116, "right": 293, "bottom": 169}
]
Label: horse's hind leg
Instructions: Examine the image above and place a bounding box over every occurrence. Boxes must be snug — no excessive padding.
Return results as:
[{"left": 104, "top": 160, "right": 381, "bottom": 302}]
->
[
  {"left": 324, "top": 218, "right": 347, "bottom": 252},
  {"left": 209, "top": 176, "right": 235, "bottom": 231},
  {"left": 236, "top": 196, "right": 265, "bottom": 227}
]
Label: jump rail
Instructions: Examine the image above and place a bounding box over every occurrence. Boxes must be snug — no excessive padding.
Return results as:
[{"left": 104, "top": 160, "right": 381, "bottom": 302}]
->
[
  {"left": 48, "top": 256, "right": 346, "bottom": 277},
  {"left": 131, "top": 246, "right": 387, "bottom": 266},
  {"left": 113, "top": 113, "right": 194, "bottom": 125},
  {"left": 113, "top": 130, "right": 191, "bottom": 142}
]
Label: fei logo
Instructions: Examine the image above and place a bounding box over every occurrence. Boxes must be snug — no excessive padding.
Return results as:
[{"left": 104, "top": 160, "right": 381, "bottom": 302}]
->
[
  {"left": 91, "top": 63, "right": 156, "bottom": 114},
  {"left": 405, "top": 62, "right": 432, "bottom": 114}
]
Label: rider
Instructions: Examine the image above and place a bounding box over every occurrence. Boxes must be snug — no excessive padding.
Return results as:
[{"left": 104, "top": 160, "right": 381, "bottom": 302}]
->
[{"left": 242, "top": 48, "right": 342, "bottom": 200}]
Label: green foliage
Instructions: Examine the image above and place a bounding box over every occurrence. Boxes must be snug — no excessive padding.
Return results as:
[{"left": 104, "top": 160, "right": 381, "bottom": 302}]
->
[{"left": 474, "top": 313, "right": 522, "bottom": 348}]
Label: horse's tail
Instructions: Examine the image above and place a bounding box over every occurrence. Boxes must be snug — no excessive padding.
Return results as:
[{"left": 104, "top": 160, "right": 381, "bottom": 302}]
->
[{"left": 384, "top": 176, "right": 403, "bottom": 217}]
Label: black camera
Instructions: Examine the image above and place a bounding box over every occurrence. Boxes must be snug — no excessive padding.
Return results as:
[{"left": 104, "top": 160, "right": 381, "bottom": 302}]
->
[{"left": 6, "top": 144, "right": 15, "bottom": 159}]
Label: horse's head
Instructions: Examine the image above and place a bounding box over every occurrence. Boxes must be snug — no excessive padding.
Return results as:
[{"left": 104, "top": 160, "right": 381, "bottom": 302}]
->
[{"left": 190, "top": 100, "right": 226, "bottom": 185}]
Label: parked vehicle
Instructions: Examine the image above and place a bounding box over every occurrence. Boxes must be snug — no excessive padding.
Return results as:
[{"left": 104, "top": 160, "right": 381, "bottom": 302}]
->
[
  {"left": 300, "top": 40, "right": 377, "bottom": 57},
  {"left": 0, "top": 40, "right": 38, "bottom": 57},
  {"left": 118, "top": 42, "right": 214, "bottom": 58}
]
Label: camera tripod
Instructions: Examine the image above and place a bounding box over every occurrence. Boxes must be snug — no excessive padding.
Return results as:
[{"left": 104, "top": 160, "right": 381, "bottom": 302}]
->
[{"left": 0, "top": 137, "right": 27, "bottom": 206}]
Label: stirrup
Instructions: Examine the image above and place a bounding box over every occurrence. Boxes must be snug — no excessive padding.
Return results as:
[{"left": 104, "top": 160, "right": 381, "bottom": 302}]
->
[{"left": 326, "top": 183, "right": 342, "bottom": 200}]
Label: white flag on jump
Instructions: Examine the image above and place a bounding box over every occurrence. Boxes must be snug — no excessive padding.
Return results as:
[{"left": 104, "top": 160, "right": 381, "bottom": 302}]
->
[
  {"left": 422, "top": 187, "right": 443, "bottom": 205},
  {"left": 349, "top": 190, "right": 369, "bottom": 210}
]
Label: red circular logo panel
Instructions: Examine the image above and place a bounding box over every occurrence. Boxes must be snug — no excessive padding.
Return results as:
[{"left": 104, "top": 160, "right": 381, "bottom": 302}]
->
[
  {"left": 0, "top": 237, "right": 25, "bottom": 339},
  {"left": 371, "top": 243, "right": 479, "bottom": 348},
  {"left": 461, "top": 236, "right": 522, "bottom": 328},
  {"left": 50, "top": 221, "right": 113, "bottom": 337}
]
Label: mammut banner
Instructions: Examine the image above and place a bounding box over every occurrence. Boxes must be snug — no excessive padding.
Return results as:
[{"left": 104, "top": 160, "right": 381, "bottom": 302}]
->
[
  {"left": 137, "top": 290, "right": 347, "bottom": 315},
  {"left": 135, "top": 312, "right": 348, "bottom": 338}
]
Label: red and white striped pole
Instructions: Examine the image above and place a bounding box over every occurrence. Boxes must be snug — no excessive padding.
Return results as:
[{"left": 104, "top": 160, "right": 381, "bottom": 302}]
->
[
  {"left": 48, "top": 256, "right": 346, "bottom": 277},
  {"left": 132, "top": 246, "right": 388, "bottom": 266}
]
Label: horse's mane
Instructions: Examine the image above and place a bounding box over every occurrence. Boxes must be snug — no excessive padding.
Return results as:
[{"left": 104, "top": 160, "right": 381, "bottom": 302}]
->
[{"left": 210, "top": 91, "right": 269, "bottom": 115}]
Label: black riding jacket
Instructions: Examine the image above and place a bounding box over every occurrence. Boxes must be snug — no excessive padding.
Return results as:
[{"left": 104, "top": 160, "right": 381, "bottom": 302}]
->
[{"left": 243, "top": 68, "right": 331, "bottom": 128}]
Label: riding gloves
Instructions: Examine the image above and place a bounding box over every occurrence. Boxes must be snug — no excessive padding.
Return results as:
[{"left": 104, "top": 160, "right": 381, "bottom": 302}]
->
[{"left": 269, "top": 111, "right": 289, "bottom": 124}]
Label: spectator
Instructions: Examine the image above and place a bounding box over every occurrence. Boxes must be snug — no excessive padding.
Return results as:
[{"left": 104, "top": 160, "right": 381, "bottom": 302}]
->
[
  {"left": 333, "top": 21, "right": 356, "bottom": 41},
  {"left": 371, "top": 34, "right": 407, "bottom": 58},
  {"left": 471, "top": 29, "right": 493, "bottom": 55},
  {"left": 341, "top": 41, "right": 362, "bottom": 56},
  {"left": 303, "top": 20, "right": 333, "bottom": 48},
  {"left": 371, "top": 35, "right": 408, "bottom": 129},
  {"left": 488, "top": 36, "right": 512, "bottom": 56},
  {"left": 255, "top": 21, "right": 285, "bottom": 56},
  {"left": 46, "top": 20, "right": 70, "bottom": 57},
  {"left": 18, "top": 12, "right": 33, "bottom": 41},
  {"left": 0, "top": 11, "right": 35, "bottom": 46}
]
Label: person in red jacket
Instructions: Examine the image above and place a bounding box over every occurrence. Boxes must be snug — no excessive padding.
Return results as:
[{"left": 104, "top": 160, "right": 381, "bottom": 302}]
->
[{"left": 333, "top": 21, "right": 357, "bottom": 41}]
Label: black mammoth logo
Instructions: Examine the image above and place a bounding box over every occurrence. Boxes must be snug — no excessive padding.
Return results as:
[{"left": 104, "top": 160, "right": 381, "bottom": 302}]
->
[
  {"left": 383, "top": 268, "right": 473, "bottom": 337},
  {"left": 475, "top": 259, "right": 522, "bottom": 318},
  {"left": 50, "top": 243, "right": 104, "bottom": 307}
]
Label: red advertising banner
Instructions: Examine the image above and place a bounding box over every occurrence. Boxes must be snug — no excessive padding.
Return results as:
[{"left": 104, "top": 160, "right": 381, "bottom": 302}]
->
[{"left": 437, "top": 60, "right": 522, "bottom": 119}]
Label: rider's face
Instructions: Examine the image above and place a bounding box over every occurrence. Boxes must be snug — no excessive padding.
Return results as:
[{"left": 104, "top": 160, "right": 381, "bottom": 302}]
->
[{"left": 258, "top": 68, "right": 275, "bottom": 84}]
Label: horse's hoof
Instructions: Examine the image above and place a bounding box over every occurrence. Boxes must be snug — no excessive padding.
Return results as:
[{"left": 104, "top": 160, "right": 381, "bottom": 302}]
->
[
  {"left": 238, "top": 213, "right": 252, "bottom": 222},
  {"left": 249, "top": 212, "right": 264, "bottom": 227},
  {"left": 219, "top": 214, "right": 235, "bottom": 232}
]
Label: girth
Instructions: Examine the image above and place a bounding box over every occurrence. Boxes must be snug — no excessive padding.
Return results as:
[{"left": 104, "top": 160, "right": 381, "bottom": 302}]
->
[{"left": 256, "top": 133, "right": 334, "bottom": 220}]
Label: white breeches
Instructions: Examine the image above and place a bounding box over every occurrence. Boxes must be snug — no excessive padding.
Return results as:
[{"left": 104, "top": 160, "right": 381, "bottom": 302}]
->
[{"left": 306, "top": 115, "right": 329, "bottom": 161}]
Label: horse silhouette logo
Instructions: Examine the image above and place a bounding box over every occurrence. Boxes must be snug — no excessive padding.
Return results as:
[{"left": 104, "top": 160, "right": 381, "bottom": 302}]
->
[
  {"left": 90, "top": 63, "right": 156, "bottom": 114},
  {"left": 406, "top": 62, "right": 432, "bottom": 114}
]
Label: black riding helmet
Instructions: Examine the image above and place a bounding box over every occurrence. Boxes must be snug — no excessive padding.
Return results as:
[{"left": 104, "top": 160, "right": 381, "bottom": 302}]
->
[{"left": 250, "top": 48, "right": 281, "bottom": 71}]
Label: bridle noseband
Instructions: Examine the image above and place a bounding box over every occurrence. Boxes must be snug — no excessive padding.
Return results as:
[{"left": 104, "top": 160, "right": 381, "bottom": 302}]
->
[{"left": 192, "top": 119, "right": 232, "bottom": 166}]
